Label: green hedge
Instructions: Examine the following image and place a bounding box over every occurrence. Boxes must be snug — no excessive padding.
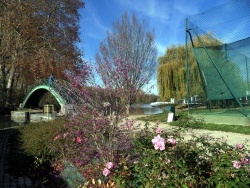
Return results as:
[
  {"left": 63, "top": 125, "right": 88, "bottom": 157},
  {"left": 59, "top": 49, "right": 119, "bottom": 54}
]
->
[{"left": 19, "top": 118, "right": 65, "bottom": 167}]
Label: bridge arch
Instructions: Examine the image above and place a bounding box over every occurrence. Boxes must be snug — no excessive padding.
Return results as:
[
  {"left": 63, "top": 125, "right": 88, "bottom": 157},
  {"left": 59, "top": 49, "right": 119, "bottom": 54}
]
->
[{"left": 21, "top": 85, "right": 66, "bottom": 110}]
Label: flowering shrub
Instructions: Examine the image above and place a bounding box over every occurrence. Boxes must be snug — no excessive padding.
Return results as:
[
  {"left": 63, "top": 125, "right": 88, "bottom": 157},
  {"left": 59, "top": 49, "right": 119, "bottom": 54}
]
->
[
  {"left": 103, "top": 162, "right": 114, "bottom": 176},
  {"left": 51, "top": 105, "right": 139, "bottom": 181},
  {"left": 152, "top": 135, "right": 165, "bottom": 150},
  {"left": 113, "top": 123, "right": 250, "bottom": 187},
  {"left": 20, "top": 115, "right": 250, "bottom": 187},
  {"left": 236, "top": 143, "right": 244, "bottom": 149},
  {"left": 155, "top": 127, "right": 162, "bottom": 134}
]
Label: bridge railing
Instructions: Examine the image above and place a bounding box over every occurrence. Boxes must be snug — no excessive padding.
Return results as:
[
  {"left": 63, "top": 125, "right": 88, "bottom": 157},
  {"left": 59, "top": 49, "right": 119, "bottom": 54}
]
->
[{"left": 24, "top": 78, "right": 55, "bottom": 97}]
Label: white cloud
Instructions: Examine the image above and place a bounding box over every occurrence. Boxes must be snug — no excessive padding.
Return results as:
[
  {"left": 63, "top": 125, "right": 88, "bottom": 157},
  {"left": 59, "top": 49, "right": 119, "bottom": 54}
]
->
[
  {"left": 156, "top": 42, "right": 167, "bottom": 56},
  {"left": 118, "top": 0, "right": 171, "bottom": 24},
  {"left": 174, "top": 1, "right": 199, "bottom": 16},
  {"left": 81, "top": 1, "right": 110, "bottom": 40}
]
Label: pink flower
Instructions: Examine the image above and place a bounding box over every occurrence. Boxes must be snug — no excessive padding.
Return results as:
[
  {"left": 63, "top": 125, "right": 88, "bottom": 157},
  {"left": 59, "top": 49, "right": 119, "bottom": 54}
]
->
[
  {"left": 54, "top": 134, "right": 61, "bottom": 140},
  {"left": 63, "top": 133, "right": 69, "bottom": 138},
  {"left": 155, "top": 127, "right": 162, "bottom": 134},
  {"left": 232, "top": 160, "right": 242, "bottom": 169},
  {"left": 236, "top": 143, "right": 244, "bottom": 149},
  {"left": 152, "top": 135, "right": 165, "bottom": 151},
  {"left": 103, "top": 168, "right": 110, "bottom": 176},
  {"left": 241, "top": 157, "right": 249, "bottom": 164},
  {"left": 167, "top": 138, "right": 176, "bottom": 146},
  {"left": 76, "top": 136, "right": 82, "bottom": 143},
  {"left": 106, "top": 162, "right": 114, "bottom": 169}
]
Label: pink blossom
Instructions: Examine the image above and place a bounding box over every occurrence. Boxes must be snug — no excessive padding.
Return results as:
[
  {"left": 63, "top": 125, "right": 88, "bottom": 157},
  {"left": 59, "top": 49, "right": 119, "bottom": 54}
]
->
[
  {"left": 63, "top": 133, "right": 69, "bottom": 138},
  {"left": 232, "top": 160, "right": 242, "bottom": 169},
  {"left": 152, "top": 135, "right": 165, "bottom": 150},
  {"left": 76, "top": 136, "right": 82, "bottom": 143},
  {"left": 236, "top": 143, "right": 244, "bottom": 149},
  {"left": 155, "top": 127, "right": 162, "bottom": 134},
  {"left": 241, "top": 157, "right": 249, "bottom": 164},
  {"left": 106, "top": 162, "right": 114, "bottom": 169},
  {"left": 103, "top": 168, "right": 110, "bottom": 176},
  {"left": 167, "top": 138, "right": 177, "bottom": 146},
  {"left": 54, "top": 134, "right": 61, "bottom": 140}
]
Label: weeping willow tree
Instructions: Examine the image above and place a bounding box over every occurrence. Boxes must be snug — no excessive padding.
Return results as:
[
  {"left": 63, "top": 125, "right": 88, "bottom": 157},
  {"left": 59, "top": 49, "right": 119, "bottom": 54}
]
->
[
  {"left": 158, "top": 45, "right": 200, "bottom": 101},
  {"left": 158, "top": 34, "right": 221, "bottom": 102}
]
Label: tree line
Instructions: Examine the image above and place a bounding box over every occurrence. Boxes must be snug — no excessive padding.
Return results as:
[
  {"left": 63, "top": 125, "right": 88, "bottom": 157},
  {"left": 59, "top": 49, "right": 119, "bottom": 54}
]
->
[
  {"left": 0, "top": 0, "right": 84, "bottom": 110},
  {"left": 4, "top": 1, "right": 228, "bottom": 114},
  {"left": 0, "top": 1, "right": 158, "bottom": 114}
]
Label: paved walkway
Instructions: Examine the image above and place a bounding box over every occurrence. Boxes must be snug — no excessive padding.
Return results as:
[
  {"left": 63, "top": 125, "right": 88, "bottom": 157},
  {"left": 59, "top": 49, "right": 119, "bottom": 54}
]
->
[{"left": 0, "top": 128, "right": 33, "bottom": 188}]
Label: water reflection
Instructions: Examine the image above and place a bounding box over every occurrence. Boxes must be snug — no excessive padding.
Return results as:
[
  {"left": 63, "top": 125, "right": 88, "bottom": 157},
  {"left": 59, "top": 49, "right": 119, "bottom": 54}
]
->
[
  {"left": 143, "top": 107, "right": 163, "bottom": 115},
  {"left": 131, "top": 103, "right": 163, "bottom": 115},
  {"left": 0, "top": 115, "right": 20, "bottom": 129}
]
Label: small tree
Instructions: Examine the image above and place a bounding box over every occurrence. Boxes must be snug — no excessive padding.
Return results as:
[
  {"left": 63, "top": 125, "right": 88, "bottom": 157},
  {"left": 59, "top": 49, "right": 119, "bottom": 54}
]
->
[{"left": 95, "top": 12, "right": 158, "bottom": 114}]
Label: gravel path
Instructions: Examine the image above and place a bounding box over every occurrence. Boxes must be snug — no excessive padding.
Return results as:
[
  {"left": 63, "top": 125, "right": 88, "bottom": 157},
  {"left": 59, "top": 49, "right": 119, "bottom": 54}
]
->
[{"left": 128, "top": 115, "right": 250, "bottom": 149}]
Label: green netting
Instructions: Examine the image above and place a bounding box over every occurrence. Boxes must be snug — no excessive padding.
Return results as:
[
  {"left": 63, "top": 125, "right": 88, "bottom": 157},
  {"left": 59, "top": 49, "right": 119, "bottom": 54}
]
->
[
  {"left": 186, "top": 0, "right": 250, "bottom": 119},
  {"left": 192, "top": 45, "right": 249, "bottom": 100}
]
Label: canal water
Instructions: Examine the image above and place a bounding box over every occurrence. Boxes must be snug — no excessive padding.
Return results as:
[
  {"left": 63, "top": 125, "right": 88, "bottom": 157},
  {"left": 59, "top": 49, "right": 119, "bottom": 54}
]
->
[
  {"left": 0, "top": 115, "right": 20, "bottom": 129},
  {"left": 131, "top": 103, "right": 164, "bottom": 115}
]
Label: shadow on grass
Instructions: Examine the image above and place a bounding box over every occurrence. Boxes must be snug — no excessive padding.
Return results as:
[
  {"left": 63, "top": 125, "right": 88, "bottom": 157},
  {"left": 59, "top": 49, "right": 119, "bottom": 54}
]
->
[
  {"left": 6, "top": 129, "right": 34, "bottom": 176},
  {"left": 2, "top": 128, "right": 68, "bottom": 188}
]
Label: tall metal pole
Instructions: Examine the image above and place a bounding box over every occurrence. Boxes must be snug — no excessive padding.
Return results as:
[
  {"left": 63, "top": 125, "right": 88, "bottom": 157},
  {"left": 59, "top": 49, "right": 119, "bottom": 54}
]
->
[
  {"left": 246, "top": 56, "right": 249, "bottom": 102},
  {"left": 246, "top": 56, "right": 249, "bottom": 91},
  {"left": 185, "top": 18, "right": 190, "bottom": 115}
]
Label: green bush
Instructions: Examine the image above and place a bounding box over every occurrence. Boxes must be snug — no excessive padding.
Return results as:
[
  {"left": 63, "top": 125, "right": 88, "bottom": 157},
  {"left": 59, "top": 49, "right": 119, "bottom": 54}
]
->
[
  {"left": 172, "top": 113, "right": 205, "bottom": 128},
  {"left": 114, "top": 123, "right": 250, "bottom": 188},
  {"left": 19, "top": 119, "right": 65, "bottom": 167}
]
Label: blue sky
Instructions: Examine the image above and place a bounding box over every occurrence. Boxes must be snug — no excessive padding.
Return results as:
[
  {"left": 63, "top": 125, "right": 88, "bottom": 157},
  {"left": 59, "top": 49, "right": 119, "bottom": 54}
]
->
[{"left": 78, "top": 0, "right": 229, "bottom": 94}]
